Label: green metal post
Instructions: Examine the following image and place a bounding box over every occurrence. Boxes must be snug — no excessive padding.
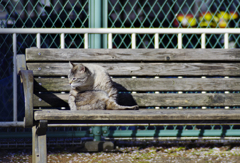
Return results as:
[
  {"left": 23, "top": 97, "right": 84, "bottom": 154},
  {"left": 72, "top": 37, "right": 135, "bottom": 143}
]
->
[
  {"left": 89, "top": 0, "right": 108, "bottom": 49},
  {"left": 89, "top": 0, "right": 101, "bottom": 48},
  {"left": 92, "top": 126, "right": 102, "bottom": 141},
  {"left": 88, "top": 0, "right": 108, "bottom": 140},
  {"left": 102, "top": 0, "right": 108, "bottom": 49}
]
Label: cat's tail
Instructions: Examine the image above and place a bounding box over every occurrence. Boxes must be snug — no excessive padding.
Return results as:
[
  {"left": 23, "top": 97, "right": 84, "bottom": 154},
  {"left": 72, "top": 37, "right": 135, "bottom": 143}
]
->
[{"left": 105, "top": 100, "right": 139, "bottom": 110}]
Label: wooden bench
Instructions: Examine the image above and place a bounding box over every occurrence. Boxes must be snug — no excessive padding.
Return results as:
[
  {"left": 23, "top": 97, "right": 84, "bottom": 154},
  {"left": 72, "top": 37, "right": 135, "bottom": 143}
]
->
[{"left": 17, "top": 48, "right": 240, "bottom": 162}]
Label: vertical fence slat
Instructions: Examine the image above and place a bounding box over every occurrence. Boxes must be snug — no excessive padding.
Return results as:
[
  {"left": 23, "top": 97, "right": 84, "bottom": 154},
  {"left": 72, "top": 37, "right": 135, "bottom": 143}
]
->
[
  {"left": 201, "top": 33, "right": 205, "bottom": 49},
  {"left": 61, "top": 33, "right": 65, "bottom": 49},
  {"left": 132, "top": 33, "right": 136, "bottom": 49},
  {"left": 36, "top": 33, "right": 41, "bottom": 48},
  {"left": 154, "top": 33, "right": 159, "bottom": 49},
  {"left": 13, "top": 33, "right": 17, "bottom": 122},
  {"left": 84, "top": 33, "right": 88, "bottom": 49},
  {"left": 178, "top": 33, "right": 182, "bottom": 49},
  {"left": 108, "top": 33, "right": 112, "bottom": 49},
  {"left": 224, "top": 33, "right": 229, "bottom": 49}
]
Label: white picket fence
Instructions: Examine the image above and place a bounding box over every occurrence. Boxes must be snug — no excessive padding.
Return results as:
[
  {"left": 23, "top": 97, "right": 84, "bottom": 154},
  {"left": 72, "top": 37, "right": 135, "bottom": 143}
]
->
[{"left": 0, "top": 28, "right": 239, "bottom": 127}]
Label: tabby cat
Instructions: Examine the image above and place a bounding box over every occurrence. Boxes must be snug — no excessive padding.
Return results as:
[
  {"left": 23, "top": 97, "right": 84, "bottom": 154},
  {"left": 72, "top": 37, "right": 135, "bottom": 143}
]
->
[{"left": 68, "top": 62, "right": 138, "bottom": 110}]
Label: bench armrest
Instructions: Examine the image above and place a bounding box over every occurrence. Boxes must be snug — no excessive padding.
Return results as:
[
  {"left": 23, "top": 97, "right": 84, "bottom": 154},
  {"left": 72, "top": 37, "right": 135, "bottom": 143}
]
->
[
  {"left": 20, "top": 70, "right": 34, "bottom": 128},
  {"left": 17, "top": 54, "right": 34, "bottom": 127},
  {"left": 16, "top": 54, "right": 27, "bottom": 73}
]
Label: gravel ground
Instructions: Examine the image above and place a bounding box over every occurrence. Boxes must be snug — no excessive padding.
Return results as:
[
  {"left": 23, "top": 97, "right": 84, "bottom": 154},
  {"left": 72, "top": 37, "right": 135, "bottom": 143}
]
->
[{"left": 1, "top": 141, "right": 240, "bottom": 163}]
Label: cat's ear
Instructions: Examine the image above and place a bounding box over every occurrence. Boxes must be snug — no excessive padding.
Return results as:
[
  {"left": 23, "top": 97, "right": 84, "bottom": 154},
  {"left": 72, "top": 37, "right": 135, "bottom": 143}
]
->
[
  {"left": 69, "top": 61, "right": 75, "bottom": 68},
  {"left": 79, "top": 64, "right": 85, "bottom": 73}
]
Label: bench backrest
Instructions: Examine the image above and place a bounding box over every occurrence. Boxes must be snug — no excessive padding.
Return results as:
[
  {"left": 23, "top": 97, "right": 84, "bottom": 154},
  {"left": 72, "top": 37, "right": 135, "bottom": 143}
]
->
[{"left": 25, "top": 48, "right": 240, "bottom": 109}]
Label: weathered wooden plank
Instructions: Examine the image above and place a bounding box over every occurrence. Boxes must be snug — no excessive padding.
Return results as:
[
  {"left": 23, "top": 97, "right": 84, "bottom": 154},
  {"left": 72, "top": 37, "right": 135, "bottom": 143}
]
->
[
  {"left": 16, "top": 54, "right": 26, "bottom": 74},
  {"left": 26, "top": 49, "right": 240, "bottom": 61},
  {"left": 34, "top": 109, "right": 240, "bottom": 121},
  {"left": 27, "top": 62, "right": 240, "bottom": 76},
  {"left": 33, "top": 93, "right": 240, "bottom": 107},
  {"left": 20, "top": 70, "right": 34, "bottom": 128},
  {"left": 32, "top": 126, "right": 37, "bottom": 163},
  {"left": 34, "top": 78, "right": 240, "bottom": 92},
  {"left": 37, "top": 120, "right": 47, "bottom": 163}
]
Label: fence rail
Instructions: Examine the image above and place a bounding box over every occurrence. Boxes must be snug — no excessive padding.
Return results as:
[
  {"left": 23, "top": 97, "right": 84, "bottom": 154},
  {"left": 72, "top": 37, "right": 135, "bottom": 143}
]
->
[
  {"left": 2, "top": 28, "right": 240, "bottom": 34},
  {"left": 0, "top": 28, "right": 237, "bottom": 127}
]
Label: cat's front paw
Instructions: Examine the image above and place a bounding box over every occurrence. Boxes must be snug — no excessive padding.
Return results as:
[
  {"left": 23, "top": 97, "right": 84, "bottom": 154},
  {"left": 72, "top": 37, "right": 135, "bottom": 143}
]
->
[{"left": 70, "top": 105, "right": 77, "bottom": 111}]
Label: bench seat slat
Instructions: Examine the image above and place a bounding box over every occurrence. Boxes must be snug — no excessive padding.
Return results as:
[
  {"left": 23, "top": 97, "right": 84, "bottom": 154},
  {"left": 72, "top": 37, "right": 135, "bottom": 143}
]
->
[
  {"left": 34, "top": 110, "right": 240, "bottom": 121},
  {"left": 34, "top": 78, "right": 240, "bottom": 92},
  {"left": 26, "top": 49, "right": 240, "bottom": 61},
  {"left": 27, "top": 62, "right": 240, "bottom": 76},
  {"left": 33, "top": 93, "right": 240, "bottom": 107}
]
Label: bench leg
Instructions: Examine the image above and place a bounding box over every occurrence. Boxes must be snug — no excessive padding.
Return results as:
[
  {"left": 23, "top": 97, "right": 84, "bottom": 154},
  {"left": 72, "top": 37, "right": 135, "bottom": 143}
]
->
[
  {"left": 38, "top": 133, "right": 47, "bottom": 162},
  {"left": 32, "top": 120, "right": 47, "bottom": 163},
  {"left": 32, "top": 126, "right": 37, "bottom": 163}
]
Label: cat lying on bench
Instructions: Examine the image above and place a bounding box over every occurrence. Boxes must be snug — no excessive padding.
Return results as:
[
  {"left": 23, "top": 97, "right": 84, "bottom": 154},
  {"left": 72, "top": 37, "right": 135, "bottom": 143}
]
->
[{"left": 68, "top": 62, "right": 138, "bottom": 110}]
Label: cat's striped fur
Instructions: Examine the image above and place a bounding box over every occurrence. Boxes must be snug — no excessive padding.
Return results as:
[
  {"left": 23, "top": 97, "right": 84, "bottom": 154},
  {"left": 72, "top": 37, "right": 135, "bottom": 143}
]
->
[{"left": 68, "top": 62, "right": 138, "bottom": 110}]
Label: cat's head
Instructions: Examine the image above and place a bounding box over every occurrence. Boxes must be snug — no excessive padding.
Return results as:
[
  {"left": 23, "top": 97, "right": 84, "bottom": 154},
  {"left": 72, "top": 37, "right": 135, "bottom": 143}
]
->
[{"left": 68, "top": 62, "right": 91, "bottom": 88}]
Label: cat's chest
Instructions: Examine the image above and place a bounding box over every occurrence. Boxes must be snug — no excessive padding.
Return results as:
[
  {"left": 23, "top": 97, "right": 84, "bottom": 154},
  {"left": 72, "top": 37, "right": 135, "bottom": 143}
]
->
[{"left": 75, "top": 85, "right": 95, "bottom": 92}]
